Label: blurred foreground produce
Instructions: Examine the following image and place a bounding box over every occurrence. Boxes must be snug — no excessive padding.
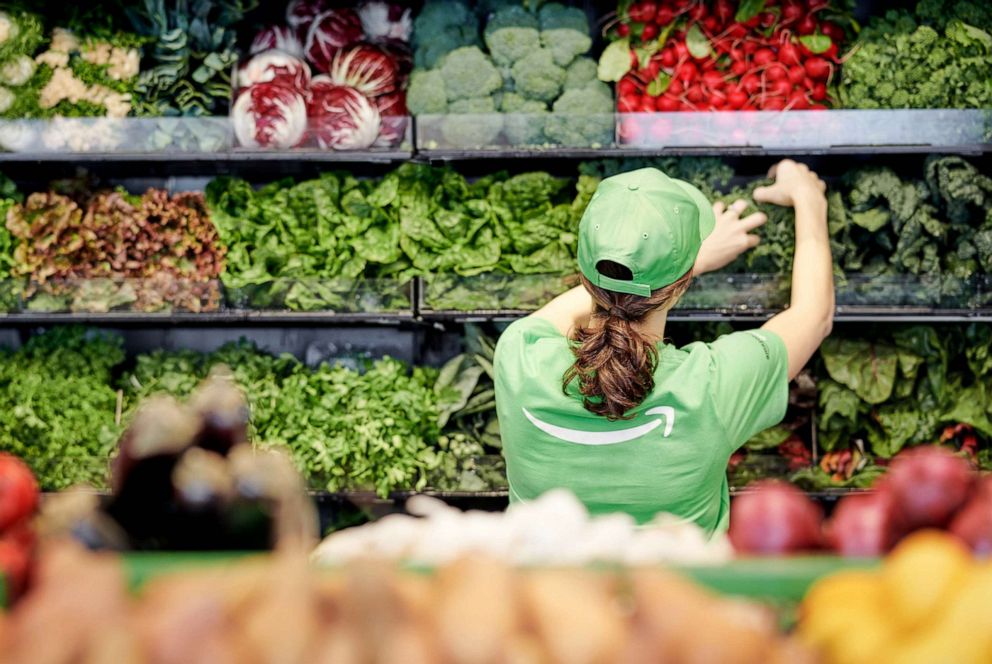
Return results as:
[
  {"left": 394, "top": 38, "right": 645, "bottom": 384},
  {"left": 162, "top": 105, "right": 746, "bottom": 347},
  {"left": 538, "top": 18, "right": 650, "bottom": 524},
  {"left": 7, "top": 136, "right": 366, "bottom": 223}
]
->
[
  {"left": 0, "top": 541, "right": 813, "bottom": 664},
  {"left": 38, "top": 371, "right": 317, "bottom": 551},
  {"left": 731, "top": 446, "right": 992, "bottom": 557},
  {"left": 0, "top": 453, "right": 39, "bottom": 599},
  {"left": 800, "top": 531, "right": 992, "bottom": 664},
  {"left": 313, "top": 489, "right": 731, "bottom": 566}
]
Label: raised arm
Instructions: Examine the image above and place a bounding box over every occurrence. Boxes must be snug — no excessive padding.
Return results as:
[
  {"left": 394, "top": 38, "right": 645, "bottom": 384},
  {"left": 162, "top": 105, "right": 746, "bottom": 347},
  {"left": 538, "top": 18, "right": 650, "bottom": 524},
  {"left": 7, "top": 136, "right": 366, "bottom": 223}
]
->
[{"left": 757, "top": 160, "right": 834, "bottom": 380}]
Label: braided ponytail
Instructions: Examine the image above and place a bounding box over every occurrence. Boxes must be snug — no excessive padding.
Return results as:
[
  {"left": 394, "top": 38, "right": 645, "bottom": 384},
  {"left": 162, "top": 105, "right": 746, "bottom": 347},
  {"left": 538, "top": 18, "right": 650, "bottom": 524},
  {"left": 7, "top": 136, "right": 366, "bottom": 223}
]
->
[{"left": 563, "top": 262, "right": 692, "bottom": 421}]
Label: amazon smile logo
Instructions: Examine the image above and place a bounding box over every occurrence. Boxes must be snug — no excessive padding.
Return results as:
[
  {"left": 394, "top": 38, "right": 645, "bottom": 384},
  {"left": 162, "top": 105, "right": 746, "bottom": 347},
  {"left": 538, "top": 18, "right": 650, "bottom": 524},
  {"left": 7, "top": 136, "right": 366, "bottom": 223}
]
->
[{"left": 522, "top": 407, "right": 676, "bottom": 446}]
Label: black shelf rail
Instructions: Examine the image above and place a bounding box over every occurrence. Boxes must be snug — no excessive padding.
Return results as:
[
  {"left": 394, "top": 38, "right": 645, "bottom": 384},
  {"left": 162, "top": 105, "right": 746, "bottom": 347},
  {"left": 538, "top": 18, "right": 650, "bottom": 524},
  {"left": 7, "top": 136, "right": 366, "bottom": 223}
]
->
[{"left": 0, "top": 311, "right": 419, "bottom": 326}]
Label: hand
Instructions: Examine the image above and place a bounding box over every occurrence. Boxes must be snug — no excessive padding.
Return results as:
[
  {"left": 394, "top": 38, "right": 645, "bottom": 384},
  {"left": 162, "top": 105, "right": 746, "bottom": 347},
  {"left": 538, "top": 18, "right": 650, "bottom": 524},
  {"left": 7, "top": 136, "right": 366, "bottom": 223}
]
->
[
  {"left": 693, "top": 199, "right": 767, "bottom": 276},
  {"left": 753, "top": 159, "right": 826, "bottom": 208}
]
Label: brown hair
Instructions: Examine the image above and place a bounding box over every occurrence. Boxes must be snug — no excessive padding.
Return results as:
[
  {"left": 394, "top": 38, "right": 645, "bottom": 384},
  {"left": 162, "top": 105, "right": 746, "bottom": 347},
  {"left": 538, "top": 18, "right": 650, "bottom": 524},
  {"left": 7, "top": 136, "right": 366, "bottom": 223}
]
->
[{"left": 563, "top": 261, "right": 692, "bottom": 421}]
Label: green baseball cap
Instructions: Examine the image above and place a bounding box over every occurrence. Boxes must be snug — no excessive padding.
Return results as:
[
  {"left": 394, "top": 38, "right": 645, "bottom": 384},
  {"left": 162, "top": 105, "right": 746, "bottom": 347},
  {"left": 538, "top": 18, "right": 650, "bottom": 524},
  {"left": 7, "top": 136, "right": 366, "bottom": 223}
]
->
[{"left": 577, "top": 168, "right": 716, "bottom": 297}]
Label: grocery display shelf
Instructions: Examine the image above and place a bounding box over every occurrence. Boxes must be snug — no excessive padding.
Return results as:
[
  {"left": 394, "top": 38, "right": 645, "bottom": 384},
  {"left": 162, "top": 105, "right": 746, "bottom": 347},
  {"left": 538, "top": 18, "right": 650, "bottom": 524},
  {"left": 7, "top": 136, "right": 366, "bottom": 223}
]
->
[
  {"left": 0, "top": 148, "right": 414, "bottom": 164},
  {"left": 0, "top": 311, "right": 419, "bottom": 326}
]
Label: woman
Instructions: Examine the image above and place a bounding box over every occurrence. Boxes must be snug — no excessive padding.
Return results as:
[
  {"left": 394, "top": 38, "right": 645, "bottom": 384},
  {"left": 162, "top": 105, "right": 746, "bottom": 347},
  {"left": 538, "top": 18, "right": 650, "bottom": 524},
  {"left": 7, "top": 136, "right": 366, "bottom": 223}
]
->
[{"left": 494, "top": 160, "right": 833, "bottom": 535}]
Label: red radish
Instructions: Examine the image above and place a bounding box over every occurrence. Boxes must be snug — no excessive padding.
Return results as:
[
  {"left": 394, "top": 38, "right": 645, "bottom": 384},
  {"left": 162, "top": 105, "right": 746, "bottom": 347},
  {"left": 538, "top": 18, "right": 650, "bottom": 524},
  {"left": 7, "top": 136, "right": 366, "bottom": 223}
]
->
[
  {"left": 673, "top": 41, "right": 689, "bottom": 60},
  {"left": 714, "top": 0, "right": 733, "bottom": 24},
  {"left": 808, "top": 0, "right": 830, "bottom": 11},
  {"left": 667, "top": 78, "right": 684, "bottom": 95},
  {"left": 689, "top": 3, "right": 707, "bottom": 21},
  {"left": 782, "top": 2, "right": 804, "bottom": 23},
  {"left": 728, "top": 24, "right": 747, "bottom": 40},
  {"left": 772, "top": 78, "right": 793, "bottom": 96},
  {"left": 629, "top": 50, "right": 640, "bottom": 69},
  {"left": 743, "top": 15, "right": 760, "bottom": 29},
  {"left": 627, "top": 0, "right": 657, "bottom": 23},
  {"left": 619, "top": 117, "right": 643, "bottom": 142},
  {"left": 660, "top": 48, "right": 677, "bottom": 68},
  {"left": 677, "top": 61, "right": 698, "bottom": 83},
  {"left": 810, "top": 83, "right": 827, "bottom": 101},
  {"left": 655, "top": 95, "right": 679, "bottom": 112},
  {"left": 701, "top": 57, "right": 718, "bottom": 71},
  {"left": 778, "top": 41, "right": 801, "bottom": 65},
  {"left": 886, "top": 446, "right": 975, "bottom": 536},
  {"left": 642, "top": 23, "right": 659, "bottom": 41},
  {"left": 948, "top": 478, "right": 992, "bottom": 557},
  {"left": 729, "top": 481, "right": 823, "bottom": 554},
  {"left": 743, "top": 40, "right": 759, "bottom": 55},
  {"left": 741, "top": 74, "right": 760, "bottom": 94},
  {"left": 809, "top": 103, "right": 827, "bottom": 110},
  {"left": 764, "top": 97, "right": 786, "bottom": 110},
  {"left": 797, "top": 14, "right": 817, "bottom": 35},
  {"left": 618, "top": 93, "right": 640, "bottom": 112},
  {"left": 826, "top": 492, "right": 896, "bottom": 557},
  {"left": 703, "top": 16, "right": 719, "bottom": 33},
  {"left": 656, "top": 6, "right": 675, "bottom": 26},
  {"left": 709, "top": 88, "right": 727, "bottom": 107},
  {"left": 730, "top": 60, "right": 748, "bottom": 76},
  {"left": 753, "top": 48, "right": 775, "bottom": 66},
  {"left": 766, "top": 63, "right": 788, "bottom": 81},
  {"left": 686, "top": 85, "right": 704, "bottom": 103},
  {"left": 804, "top": 57, "right": 831, "bottom": 80},
  {"left": 759, "top": 11, "right": 777, "bottom": 28},
  {"left": 702, "top": 70, "right": 725, "bottom": 89},
  {"left": 727, "top": 88, "right": 748, "bottom": 108},
  {"left": 644, "top": 59, "right": 661, "bottom": 77},
  {"left": 638, "top": 97, "right": 656, "bottom": 112},
  {"left": 787, "top": 65, "right": 806, "bottom": 85},
  {"left": 617, "top": 23, "right": 630, "bottom": 37},
  {"left": 823, "top": 42, "right": 839, "bottom": 61},
  {"left": 787, "top": 91, "right": 810, "bottom": 109},
  {"left": 618, "top": 78, "right": 638, "bottom": 96},
  {"left": 740, "top": 103, "right": 756, "bottom": 111},
  {"left": 821, "top": 21, "right": 844, "bottom": 41}
]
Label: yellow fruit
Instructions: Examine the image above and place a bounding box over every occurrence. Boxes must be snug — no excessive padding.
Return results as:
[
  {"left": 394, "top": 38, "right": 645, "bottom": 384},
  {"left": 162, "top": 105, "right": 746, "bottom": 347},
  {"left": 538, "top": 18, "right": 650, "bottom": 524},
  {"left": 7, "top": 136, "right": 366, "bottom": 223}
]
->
[
  {"left": 828, "top": 618, "right": 898, "bottom": 664},
  {"left": 880, "top": 530, "right": 972, "bottom": 631},
  {"left": 799, "top": 571, "right": 882, "bottom": 648}
]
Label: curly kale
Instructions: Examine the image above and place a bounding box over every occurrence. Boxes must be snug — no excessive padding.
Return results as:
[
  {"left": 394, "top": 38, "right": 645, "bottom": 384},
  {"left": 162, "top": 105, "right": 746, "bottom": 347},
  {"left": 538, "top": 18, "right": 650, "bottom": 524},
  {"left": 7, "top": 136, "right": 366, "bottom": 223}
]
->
[{"left": 483, "top": 5, "right": 540, "bottom": 66}]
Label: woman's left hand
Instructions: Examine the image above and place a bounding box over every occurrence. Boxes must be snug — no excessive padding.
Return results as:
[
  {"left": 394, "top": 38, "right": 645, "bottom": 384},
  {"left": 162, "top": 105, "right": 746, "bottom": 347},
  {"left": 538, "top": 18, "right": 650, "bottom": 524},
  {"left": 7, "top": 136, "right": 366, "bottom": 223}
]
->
[{"left": 693, "top": 199, "right": 768, "bottom": 276}]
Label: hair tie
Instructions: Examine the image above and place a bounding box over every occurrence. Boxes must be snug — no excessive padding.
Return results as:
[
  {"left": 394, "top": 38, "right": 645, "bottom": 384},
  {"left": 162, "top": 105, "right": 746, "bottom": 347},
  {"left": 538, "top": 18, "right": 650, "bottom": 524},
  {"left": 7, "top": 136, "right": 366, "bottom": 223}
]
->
[{"left": 607, "top": 306, "right": 629, "bottom": 321}]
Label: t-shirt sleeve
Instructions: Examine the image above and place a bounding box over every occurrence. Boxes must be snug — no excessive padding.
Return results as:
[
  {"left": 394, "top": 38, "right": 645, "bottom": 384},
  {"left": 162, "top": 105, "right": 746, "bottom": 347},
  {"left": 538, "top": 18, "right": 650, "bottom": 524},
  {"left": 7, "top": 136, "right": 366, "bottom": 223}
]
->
[{"left": 706, "top": 329, "right": 790, "bottom": 451}]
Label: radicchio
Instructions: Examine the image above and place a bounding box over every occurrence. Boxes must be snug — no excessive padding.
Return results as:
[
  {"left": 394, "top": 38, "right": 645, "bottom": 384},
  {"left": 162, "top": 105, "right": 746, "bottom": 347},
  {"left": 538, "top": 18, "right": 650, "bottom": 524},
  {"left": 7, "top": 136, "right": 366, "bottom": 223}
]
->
[
  {"left": 232, "top": 83, "right": 308, "bottom": 149},
  {"left": 374, "top": 91, "right": 408, "bottom": 147},
  {"left": 326, "top": 44, "right": 397, "bottom": 98},
  {"left": 237, "top": 51, "right": 311, "bottom": 94},
  {"left": 308, "top": 79, "right": 380, "bottom": 150},
  {"left": 357, "top": 1, "right": 412, "bottom": 43},
  {"left": 377, "top": 38, "right": 413, "bottom": 86},
  {"left": 250, "top": 25, "right": 304, "bottom": 59},
  {"left": 286, "top": 0, "right": 330, "bottom": 40},
  {"left": 304, "top": 9, "right": 364, "bottom": 74}
]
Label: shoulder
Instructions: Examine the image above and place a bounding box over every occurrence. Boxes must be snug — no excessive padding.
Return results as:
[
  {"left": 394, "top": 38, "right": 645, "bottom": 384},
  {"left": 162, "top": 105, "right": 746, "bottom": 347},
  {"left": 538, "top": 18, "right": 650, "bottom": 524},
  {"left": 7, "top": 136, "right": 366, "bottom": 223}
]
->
[
  {"left": 496, "top": 316, "right": 563, "bottom": 354},
  {"left": 681, "top": 329, "right": 787, "bottom": 366}
]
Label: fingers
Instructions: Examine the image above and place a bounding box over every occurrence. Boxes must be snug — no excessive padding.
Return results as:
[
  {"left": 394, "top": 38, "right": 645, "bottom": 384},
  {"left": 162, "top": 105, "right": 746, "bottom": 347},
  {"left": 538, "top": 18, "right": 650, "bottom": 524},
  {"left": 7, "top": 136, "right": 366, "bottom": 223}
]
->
[
  {"left": 752, "top": 185, "right": 772, "bottom": 203},
  {"left": 744, "top": 233, "right": 761, "bottom": 249},
  {"left": 712, "top": 200, "right": 726, "bottom": 216},
  {"left": 817, "top": 178, "right": 827, "bottom": 192},
  {"left": 729, "top": 199, "right": 748, "bottom": 214},
  {"left": 740, "top": 211, "right": 768, "bottom": 231}
]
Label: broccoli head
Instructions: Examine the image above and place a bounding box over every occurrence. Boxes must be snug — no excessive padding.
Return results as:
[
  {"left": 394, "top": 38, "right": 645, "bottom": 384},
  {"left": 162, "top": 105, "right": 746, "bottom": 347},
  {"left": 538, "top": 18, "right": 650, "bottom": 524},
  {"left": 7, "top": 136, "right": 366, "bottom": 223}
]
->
[
  {"left": 414, "top": 0, "right": 474, "bottom": 44},
  {"left": 414, "top": 26, "right": 480, "bottom": 69},
  {"left": 511, "top": 48, "right": 565, "bottom": 102},
  {"left": 406, "top": 70, "right": 448, "bottom": 115},
  {"left": 439, "top": 46, "right": 503, "bottom": 101},
  {"left": 543, "top": 83, "right": 613, "bottom": 147},
  {"left": 442, "top": 97, "right": 504, "bottom": 148},
  {"left": 501, "top": 93, "right": 548, "bottom": 146},
  {"left": 563, "top": 56, "right": 598, "bottom": 90},
  {"left": 538, "top": 2, "right": 592, "bottom": 67},
  {"left": 484, "top": 5, "right": 541, "bottom": 66}
]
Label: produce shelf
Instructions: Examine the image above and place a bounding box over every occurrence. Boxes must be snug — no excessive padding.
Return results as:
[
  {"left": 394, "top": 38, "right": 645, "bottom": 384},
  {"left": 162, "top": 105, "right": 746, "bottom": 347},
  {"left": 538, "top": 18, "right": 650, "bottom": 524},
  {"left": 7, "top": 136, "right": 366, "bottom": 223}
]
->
[{"left": 0, "top": 311, "right": 418, "bottom": 326}]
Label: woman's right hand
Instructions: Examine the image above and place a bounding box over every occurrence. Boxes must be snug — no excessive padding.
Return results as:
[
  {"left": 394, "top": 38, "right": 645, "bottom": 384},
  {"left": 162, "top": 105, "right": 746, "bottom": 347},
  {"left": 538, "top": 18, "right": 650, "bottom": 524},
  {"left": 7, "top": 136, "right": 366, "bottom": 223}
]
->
[{"left": 753, "top": 159, "right": 826, "bottom": 208}]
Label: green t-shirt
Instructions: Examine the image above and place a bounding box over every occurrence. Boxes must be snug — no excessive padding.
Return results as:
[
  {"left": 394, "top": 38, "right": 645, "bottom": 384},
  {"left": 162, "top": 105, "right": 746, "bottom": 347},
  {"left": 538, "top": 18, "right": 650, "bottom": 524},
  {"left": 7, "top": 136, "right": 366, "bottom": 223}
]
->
[{"left": 493, "top": 317, "right": 789, "bottom": 535}]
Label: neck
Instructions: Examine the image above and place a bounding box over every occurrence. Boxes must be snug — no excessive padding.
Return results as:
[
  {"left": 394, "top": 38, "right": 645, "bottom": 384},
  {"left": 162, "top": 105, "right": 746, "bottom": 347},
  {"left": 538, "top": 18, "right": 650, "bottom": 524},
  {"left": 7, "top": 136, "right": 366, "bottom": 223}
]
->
[{"left": 635, "top": 307, "right": 668, "bottom": 343}]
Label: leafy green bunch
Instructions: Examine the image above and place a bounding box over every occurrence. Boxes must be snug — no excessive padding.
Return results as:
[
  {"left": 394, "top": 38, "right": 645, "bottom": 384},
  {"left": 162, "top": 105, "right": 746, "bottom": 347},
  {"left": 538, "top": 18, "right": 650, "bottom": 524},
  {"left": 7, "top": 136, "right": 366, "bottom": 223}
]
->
[
  {"left": 0, "top": 327, "right": 124, "bottom": 489},
  {"left": 125, "top": 0, "right": 253, "bottom": 116},
  {"left": 817, "top": 325, "right": 992, "bottom": 463},
  {"left": 408, "top": 0, "right": 611, "bottom": 147},
  {"left": 839, "top": 4, "right": 992, "bottom": 109},
  {"left": 0, "top": 173, "right": 21, "bottom": 310}
]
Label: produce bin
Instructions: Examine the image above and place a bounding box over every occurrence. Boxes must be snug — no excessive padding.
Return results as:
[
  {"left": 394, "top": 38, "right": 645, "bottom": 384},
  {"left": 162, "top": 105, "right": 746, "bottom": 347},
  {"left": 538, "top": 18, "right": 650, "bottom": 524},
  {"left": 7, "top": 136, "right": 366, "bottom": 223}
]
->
[
  {"left": 0, "top": 118, "right": 233, "bottom": 154},
  {"left": 14, "top": 278, "right": 225, "bottom": 314},
  {"left": 415, "top": 113, "right": 616, "bottom": 151},
  {"left": 224, "top": 278, "right": 414, "bottom": 314}
]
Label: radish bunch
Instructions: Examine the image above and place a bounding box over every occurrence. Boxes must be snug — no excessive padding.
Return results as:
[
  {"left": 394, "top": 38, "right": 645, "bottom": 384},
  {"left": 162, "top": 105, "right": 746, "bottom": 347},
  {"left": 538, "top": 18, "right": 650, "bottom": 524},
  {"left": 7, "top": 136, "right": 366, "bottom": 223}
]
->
[{"left": 611, "top": 0, "right": 847, "bottom": 115}]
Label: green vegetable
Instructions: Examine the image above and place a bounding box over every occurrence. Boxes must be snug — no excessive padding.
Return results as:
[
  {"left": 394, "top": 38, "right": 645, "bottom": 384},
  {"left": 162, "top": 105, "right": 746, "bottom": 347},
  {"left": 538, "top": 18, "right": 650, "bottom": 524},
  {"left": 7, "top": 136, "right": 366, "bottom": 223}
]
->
[
  {"left": 439, "top": 46, "right": 503, "bottom": 101},
  {"left": 511, "top": 47, "right": 565, "bottom": 102},
  {"left": 412, "top": 0, "right": 479, "bottom": 69},
  {"left": 406, "top": 69, "right": 448, "bottom": 115},
  {"left": 443, "top": 96, "right": 503, "bottom": 147},
  {"left": 484, "top": 5, "right": 540, "bottom": 66},
  {"left": 538, "top": 2, "right": 591, "bottom": 67},
  {"left": 563, "top": 56, "right": 598, "bottom": 90},
  {"left": 543, "top": 82, "right": 613, "bottom": 147}
]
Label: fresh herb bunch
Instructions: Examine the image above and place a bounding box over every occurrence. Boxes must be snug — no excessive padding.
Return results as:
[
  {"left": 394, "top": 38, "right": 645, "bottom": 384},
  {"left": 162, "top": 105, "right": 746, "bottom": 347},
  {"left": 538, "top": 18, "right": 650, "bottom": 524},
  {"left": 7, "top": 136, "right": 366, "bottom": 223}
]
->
[
  {"left": 0, "top": 173, "right": 21, "bottom": 310},
  {"left": 125, "top": 0, "right": 255, "bottom": 116},
  {"left": 5, "top": 187, "right": 225, "bottom": 312},
  {"left": 839, "top": 5, "right": 992, "bottom": 109},
  {"left": 815, "top": 324, "right": 992, "bottom": 476},
  {"left": 0, "top": 327, "right": 124, "bottom": 489}
]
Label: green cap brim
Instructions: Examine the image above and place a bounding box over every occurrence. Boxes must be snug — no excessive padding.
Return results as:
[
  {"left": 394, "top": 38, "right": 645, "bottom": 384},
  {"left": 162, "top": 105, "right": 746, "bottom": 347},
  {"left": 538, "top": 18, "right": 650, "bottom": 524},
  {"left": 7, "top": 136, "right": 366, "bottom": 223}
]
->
[{"left": 671, "top": 178, "right": 716, "bottom": 243}]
